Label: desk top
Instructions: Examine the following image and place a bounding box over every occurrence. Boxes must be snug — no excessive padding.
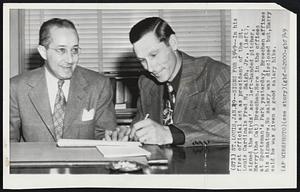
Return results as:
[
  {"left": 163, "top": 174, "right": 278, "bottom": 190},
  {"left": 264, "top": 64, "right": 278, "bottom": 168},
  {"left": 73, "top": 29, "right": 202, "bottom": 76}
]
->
[
  {"left": 10, "top": 142, "right": 154, "bottom": 165},
  {"left": 10, "top": 142, "right": 229, "bottom": 174}
]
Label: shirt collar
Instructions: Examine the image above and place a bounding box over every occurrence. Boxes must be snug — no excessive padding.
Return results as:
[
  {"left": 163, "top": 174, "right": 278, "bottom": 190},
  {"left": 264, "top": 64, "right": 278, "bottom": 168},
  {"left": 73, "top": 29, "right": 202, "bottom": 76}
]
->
[
  {"left": 44, "top": 66, "right": 71, "bottom": 84},
  {"left": 45, "top": 66, "right": 59, "bottom": 85},
  {"left": 44, "top": 65, "right": 70, "bottom": 101}
]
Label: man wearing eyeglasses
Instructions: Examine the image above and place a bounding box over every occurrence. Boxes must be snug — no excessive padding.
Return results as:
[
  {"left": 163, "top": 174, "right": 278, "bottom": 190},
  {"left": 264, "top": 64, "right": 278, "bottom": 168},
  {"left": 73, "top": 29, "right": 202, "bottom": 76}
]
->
[{"left": 10, "top": 18, "right": 117, "bottom": 142}]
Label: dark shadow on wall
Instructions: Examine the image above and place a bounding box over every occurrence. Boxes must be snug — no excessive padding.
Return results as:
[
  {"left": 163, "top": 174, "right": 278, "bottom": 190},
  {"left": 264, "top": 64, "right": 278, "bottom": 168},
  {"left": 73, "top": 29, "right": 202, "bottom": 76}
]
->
[
  {"left": 109, "top": 51, "right": 146, "bottom": 108},
  {"left": 114, "top": 51, "right": 142, "bottom": 73},
  {"left": 26, "top": 49, "right": 44, "bottom": 71}
]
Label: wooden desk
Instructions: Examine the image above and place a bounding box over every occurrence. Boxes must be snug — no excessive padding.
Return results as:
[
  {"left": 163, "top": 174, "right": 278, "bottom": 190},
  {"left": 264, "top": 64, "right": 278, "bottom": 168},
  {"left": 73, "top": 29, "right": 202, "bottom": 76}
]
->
[{"left": 10, "top": 142, "right": 229, "bottom": 174}]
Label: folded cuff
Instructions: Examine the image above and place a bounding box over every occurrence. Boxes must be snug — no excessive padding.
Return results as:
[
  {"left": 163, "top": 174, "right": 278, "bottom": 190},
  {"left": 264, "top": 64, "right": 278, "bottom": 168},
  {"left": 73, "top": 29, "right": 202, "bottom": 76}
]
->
[{"left": 169, "top": 124, "right": 185, "bottom": 145}]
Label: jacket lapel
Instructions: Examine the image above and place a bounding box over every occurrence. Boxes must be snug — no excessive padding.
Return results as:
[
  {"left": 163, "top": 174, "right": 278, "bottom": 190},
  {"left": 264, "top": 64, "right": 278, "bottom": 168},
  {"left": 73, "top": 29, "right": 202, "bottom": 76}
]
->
[
  {"left": 28, "top": 67, "right": 56, "bottom": 140},
  {"left": 174, "top": 51, "right": 206, "bottom": 122},
  {"left": 143, "top": 78, "right": 164, "bottom": 124},
  {"left": 150, "top": 84, "right": 164, "bottom": 124},
  {"left": 63, "top": 67, "right": 88, "bottom": 136}
]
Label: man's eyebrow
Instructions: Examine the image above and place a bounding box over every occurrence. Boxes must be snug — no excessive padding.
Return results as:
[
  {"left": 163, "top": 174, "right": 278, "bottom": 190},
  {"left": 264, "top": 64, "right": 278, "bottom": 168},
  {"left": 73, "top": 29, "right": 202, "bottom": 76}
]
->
[
  {"left": 149, "top": 50, "right": 158, "bottom": 55},
  {"left": 56, "top": 45, "right": 79, "bottom": 48},
  {"left": 55, "top": 45, "right": 67, "bottom": 48},
  {"left": 149, "top": 45, "right": 162, "bottom": 55},
  {"left": 149, "top": 47, "right": 159, "bottom": 53}
]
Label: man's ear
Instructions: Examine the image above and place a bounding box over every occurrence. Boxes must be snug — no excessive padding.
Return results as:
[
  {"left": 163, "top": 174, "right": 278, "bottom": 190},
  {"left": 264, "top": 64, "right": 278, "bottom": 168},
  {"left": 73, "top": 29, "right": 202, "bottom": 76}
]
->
[
  {"left": 37, "top": 45, "right": 47, "bottom": 60},
  {"left": 168, "top": 34, "right": 178, "bottom": 51}
]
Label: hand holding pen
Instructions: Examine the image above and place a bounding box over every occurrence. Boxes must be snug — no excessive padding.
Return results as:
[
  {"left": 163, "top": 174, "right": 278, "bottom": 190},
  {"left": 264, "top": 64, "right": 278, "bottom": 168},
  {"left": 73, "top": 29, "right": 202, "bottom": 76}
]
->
[
  {"left": 129, "top": 113, "right": 149, "bottom": 141},
  {"left": 129, "top": 113, "right": 173, "bottom": 145},
  {"left": 105, "top": 113, "right": 172, "bottom": 145}
]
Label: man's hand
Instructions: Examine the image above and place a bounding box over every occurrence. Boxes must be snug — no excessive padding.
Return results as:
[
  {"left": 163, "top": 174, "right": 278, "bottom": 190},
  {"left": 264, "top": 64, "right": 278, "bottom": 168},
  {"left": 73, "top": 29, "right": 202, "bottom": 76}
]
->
[
  {"left": 104, "top": 125, "right": 131, "bottom": 141},
  {"left": 129, "top": 119, "right": 173, "bottom": 145}
]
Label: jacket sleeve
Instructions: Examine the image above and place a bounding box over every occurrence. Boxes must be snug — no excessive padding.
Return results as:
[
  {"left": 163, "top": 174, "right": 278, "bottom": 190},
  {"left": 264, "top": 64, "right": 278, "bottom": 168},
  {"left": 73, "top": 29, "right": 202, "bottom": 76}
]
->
[
  {"left": 94, "top": 77, "right": 117, "bottom": 139},
  {"left": 175, "top": 67, "right": 231, "bottom": 147},
  {"left": 131, "top": 76, "right": 145, "bottom": 125},
  {"left": 10, "top": 78, "right": 21, "bottom": 142}
]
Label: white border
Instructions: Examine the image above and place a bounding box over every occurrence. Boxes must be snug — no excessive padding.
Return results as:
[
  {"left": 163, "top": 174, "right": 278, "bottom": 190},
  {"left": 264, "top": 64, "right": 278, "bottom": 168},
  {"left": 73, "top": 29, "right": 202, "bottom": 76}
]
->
[{"left": 4, "top": 3, "right": 283, "bottom": 9}]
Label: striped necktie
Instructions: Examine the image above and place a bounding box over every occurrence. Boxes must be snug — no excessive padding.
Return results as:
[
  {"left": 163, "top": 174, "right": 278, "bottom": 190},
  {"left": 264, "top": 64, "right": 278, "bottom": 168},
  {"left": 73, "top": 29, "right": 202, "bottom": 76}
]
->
[{"left": 52, "top": 79, "right": 66, "bottom": 140}]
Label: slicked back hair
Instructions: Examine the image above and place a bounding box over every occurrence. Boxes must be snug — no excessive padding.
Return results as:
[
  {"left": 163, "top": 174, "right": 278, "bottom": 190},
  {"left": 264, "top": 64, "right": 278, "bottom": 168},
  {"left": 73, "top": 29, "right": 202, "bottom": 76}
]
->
[
  {"left": 39, "top": 18, "right": 78, "bottom": 47},
  {"left": 129, "top": 17, "right": 175, "bottom": 45}
]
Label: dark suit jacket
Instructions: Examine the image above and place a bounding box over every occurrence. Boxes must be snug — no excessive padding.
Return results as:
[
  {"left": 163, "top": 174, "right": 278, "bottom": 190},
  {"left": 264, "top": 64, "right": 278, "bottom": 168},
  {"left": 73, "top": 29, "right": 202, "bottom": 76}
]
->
[
  {"left": 10, "top": 66, "right": 117, "bottom": 142},
  {"left": 133, "top": 51, "right": 230, "bottom": 147}
]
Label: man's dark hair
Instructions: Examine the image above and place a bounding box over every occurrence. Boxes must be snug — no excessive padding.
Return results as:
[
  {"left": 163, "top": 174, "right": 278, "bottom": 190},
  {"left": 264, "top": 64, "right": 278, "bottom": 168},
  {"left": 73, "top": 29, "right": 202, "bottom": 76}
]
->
[
  {"left": 39, "top": 18, "right": 78, "bottom": 47},
  {"left": 129, "top": 17, "right": 175, "bottom": 45}
]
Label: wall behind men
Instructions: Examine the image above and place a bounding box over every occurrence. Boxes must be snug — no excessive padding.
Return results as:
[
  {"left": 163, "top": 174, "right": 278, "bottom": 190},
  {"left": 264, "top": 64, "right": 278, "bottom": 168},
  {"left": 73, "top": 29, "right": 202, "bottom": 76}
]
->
[{"left": 10, "top": 9, "right": 231, "bottom": 76}]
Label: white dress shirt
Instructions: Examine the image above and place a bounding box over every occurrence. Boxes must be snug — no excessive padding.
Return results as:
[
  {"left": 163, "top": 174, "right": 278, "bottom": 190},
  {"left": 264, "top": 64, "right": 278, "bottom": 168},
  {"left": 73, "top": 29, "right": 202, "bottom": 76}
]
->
[{"left": 45, "top": 67, "right": 70, "bottom": 114}]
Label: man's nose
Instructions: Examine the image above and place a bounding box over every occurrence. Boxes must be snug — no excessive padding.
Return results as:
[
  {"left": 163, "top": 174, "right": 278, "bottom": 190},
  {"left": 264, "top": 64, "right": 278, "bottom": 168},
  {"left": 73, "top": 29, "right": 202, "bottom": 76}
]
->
[
  {"left": 146, "top": 59, "right": 155, "bottom": 73},
  {"left": 65, "top": 51, "right": 74, "bottom": 63}
]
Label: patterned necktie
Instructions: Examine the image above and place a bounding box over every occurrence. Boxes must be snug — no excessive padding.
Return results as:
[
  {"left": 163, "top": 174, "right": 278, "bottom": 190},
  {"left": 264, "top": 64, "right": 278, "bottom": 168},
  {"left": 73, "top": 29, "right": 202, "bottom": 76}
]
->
[
  {"left": 53, "top": 80, "right": 66, "bottom": 140},
  {"left": 163, "top": 82, "right": 176, "bottom": 125}
]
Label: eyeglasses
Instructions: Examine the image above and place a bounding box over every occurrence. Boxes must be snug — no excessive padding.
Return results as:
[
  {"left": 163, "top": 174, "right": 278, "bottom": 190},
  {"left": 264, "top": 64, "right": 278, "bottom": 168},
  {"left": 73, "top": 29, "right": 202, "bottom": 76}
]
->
[{"left": 47, "top": 47, "right": 81, "bottom": 56}]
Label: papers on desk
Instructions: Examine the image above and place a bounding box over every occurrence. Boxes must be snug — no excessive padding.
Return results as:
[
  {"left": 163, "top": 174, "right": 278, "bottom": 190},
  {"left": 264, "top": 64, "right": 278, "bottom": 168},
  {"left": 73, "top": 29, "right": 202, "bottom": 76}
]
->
[
  {"left": 96, "top": 146, "right": 151, "bottom": 158},
  {"left": 57, "top": 139, "right": 141, "bottom": 147},
  {"left": 57, "top": 139, "right": 151, "bottom": 158}
]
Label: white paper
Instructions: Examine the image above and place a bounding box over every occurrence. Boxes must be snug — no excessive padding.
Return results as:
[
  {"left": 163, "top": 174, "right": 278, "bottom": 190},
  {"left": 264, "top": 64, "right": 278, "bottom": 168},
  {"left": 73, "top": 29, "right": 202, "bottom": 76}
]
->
[{"left": 57, "top": 139, "right": 141, "bottom": 147}]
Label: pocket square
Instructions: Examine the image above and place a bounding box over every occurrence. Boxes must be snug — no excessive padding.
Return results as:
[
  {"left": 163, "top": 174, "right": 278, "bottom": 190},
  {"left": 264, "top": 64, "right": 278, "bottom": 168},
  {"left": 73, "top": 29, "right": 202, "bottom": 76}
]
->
[{"left": 82, "top": 108, "right": 95, "bottom": 121}]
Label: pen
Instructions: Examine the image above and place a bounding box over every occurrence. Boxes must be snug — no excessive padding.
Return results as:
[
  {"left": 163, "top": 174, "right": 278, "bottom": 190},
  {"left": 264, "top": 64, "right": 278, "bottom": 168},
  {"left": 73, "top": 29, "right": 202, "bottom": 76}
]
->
[
  {"left": 144, "top": 113, "right": 150, "bottom": 120},
  {"left": 130, "top": 113, "right": 150, "bottom": 141},
  {"left": 129, "top": 114, "right": 150, "bottom": 141}
]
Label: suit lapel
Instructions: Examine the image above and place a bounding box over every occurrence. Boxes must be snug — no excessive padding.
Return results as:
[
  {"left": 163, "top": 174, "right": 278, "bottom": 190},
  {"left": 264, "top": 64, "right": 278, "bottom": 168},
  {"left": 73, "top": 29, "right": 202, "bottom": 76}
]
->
[
  {"left": 144, "top": 79, "right": 164, "bottom": 124},
  {"left": 63, "top": 67, "right": 88, "bottom": 136},
  {"left": 150, "top": 84, "right": 164, "bottom": 124},
  {"left": 174, "top": 51, "right": 205, "bottom": 122},
  {"left": 28, "top": 67, "right": 56, "bottom": 140}
]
